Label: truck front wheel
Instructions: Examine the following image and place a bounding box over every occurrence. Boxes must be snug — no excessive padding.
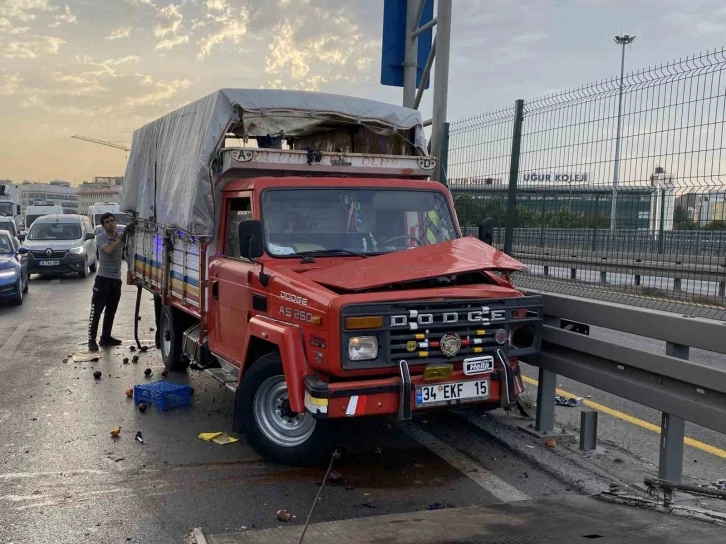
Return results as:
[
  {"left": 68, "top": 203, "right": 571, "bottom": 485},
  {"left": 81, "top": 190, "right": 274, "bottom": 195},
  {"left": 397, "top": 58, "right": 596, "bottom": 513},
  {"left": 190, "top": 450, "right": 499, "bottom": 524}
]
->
[
  {"left": 239, "top": 353, "right": 327, "bottom": 466},
  {"left": 160, "top": 305, "right": 190, "bottom": 372}
]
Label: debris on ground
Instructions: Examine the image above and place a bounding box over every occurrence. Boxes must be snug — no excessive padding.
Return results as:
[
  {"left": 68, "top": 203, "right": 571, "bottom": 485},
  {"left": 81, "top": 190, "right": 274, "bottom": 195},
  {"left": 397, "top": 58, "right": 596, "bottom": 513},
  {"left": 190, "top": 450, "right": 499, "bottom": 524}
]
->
[
  {"left": 198, "top": 432, "right": 239, "bottom": 445},
  {"left": 139, "top": 346, "right": 148, "bottom": 352},
  {"left": 125, "top": 388, "right": 134, "bottom": 397},
  {"left": 132, "top": 355, "right": 139, "bottom": 363},
  {"left": 329, "top": 471, "right": 341, "bottom": 481},
  {"left": 74, "top": 353, "right": 101, "bottom": 363},
  {"left": 427, "top": 501, "right": 455, "bottom": 510},
  {"left": 110, "top": 427, "right": 121, "bottom": 437},
  {"left": 143, "top": 368, "right": 151, "bottom": 377},
  {"left": 544, "top": 438, "right": 556, "bottom": 448},
  {"left": 106, "top": 453, "right": 124, "bottom": 462},
  {"left": 123, "top": 358, "right": 129, "bottom": 364},
  {"left": 135, "top": 432, "right": 144, "bottom": 444},
  {"left": 129, "top": 345, "right": 136, "bottom": 352},
  {"left": 161, "top": 370, "right": 169, "bottom": 377},
  {"left": 93, "top": 371, "right": 102, "bottom": 380},
  {"left": 700, "top": 479, "right": 726, "bottom": 491},
  {"left": 361, "top": 500, "right": 377, "bottom": 508},
  {"left": 373, "top": 446, "right": 382, "bottom": 455},
  {"left": 276, "top": 509, "right": 291, "bottom": 522},
  {"left": 555, "top": 396, "right": 584, "bottom": 407},
  {"left": 138, "top": 403, "right": 148, "bottom": 413}
]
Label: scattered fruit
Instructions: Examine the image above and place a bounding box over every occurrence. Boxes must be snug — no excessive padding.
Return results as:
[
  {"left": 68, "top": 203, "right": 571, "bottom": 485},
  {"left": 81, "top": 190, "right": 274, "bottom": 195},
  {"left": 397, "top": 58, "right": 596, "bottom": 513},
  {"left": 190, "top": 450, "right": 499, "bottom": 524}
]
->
[
  {"left": 123, "top": 358, "right": 129, "bottom": 364},
  {"left": 138, "top": 403, "right": 148, "bottom": 413},
  {"left": 139, "top": 346, "right": 148, "bottom": 352},
  {"left": 161, "top": 370, "right": 168, "bottom": 377},
  {"left": 125, "top": 388, "right": 134, "bottom": 397},
  {"left": 276, "top": 509, "right": 291, "bottom": 522},
  {"left": 132, "top": 355, "right": 139, "bottom": 363},
  {"left": 110, "top": 426, "right": 121, "bottom": 437},
  {"left": 545, "top": 438, "right": 556, "bottom": 448},
  {"left": 129, "top": 345, "right": 136, "bottom": 352},
  {"left": 93, "top": 371, "right": 102, "bottom": 379},
  {"left": 144, "top": 368, "right": 152, "bottom": 377}
]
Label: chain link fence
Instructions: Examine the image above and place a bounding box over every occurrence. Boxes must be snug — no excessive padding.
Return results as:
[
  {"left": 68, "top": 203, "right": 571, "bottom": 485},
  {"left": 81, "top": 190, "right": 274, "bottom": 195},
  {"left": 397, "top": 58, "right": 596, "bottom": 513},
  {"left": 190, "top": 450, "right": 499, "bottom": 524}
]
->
[{"left": 448, "top": 48, "right": 726, "bottom": 320}]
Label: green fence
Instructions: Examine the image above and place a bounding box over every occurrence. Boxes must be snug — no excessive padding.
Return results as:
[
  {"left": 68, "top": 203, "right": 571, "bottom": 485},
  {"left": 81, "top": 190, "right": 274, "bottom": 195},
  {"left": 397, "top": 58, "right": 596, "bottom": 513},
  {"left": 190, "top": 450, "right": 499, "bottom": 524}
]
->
[{"left": 448, "top": 48, "right": 726, "bottom": 320}]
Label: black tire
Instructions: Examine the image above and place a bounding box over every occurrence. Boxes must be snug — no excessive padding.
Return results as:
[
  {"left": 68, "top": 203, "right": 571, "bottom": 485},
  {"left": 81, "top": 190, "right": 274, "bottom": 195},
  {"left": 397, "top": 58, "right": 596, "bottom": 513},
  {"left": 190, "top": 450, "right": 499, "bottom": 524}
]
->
[
  {"left": 78, "top": 258, "right": 88, "bottom": 279},
  {"left": 89, "top": 258, "right": 97, "bottom": 273},
  {"left": 12, "top": 281, "right": 23, "bottom": 306},
  {"left": 22, "top": 274, "right": 28, "bottom": 293},
  {"left": 160, "top": 305, "right": 190, "bottom": 371},
  {"left": 238, "top": 352, "right": 328, "bottom": 466}
]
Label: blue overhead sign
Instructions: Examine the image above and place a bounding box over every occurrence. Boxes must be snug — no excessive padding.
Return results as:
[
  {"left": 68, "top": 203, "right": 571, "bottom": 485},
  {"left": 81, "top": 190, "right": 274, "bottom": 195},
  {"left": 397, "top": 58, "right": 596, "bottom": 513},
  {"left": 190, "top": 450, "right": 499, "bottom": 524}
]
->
[{"left": 380, "top": 0, "right": 434, "bottom": 89}]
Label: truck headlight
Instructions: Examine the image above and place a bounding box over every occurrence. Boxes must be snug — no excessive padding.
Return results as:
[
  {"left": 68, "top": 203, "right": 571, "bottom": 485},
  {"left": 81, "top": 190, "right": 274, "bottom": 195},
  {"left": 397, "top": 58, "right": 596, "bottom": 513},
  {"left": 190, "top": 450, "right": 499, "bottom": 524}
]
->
[
  {"left": 348, "top": 336, "right": 378, "bottom": 361},
  {"left": 69, "top": 246, "right": 84, "bottom": 254}
]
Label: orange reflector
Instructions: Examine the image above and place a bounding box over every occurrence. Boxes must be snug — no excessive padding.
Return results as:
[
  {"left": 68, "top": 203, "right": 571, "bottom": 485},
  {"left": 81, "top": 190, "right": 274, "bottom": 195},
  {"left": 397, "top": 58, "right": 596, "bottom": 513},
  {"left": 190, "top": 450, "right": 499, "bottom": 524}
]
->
[
  {"left": 415, "top": 333, "right": 425, "bottom": 340},
  {"left": 473, "top": 347, "right": 483, "bottom": 354},
  {"left": 311, "top": 316, "right": 322, "bottom": 325},
  {"left": 345, "top": 316, "right": 383, "bottom": 330},
  {"left": 418, "top": 351, "right": 429, "bottom": 358},
  {"left": 423, "top": 364, "right": 453, "bottom": 381},
  {"left": 476, "top": 330, "right": 486, "bottom": 336}
]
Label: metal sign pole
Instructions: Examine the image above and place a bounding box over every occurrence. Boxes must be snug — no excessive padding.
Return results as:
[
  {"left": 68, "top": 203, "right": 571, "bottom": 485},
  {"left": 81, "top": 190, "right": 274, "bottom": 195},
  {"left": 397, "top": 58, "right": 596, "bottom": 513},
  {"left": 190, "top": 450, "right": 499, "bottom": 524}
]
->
[
  {"left": 429, "top": 0, "right": 451, "bottom": 181},
  {"left": 403, "top": 0, "right": 423, "bottom": 108}
]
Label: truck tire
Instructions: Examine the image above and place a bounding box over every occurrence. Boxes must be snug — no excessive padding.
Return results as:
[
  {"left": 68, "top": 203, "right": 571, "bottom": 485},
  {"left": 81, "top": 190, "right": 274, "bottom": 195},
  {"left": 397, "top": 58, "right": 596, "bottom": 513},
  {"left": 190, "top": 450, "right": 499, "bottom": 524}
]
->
[
  {"left": 239, "top": 353, "right": 327, "bottom": 466},
  {"left": 160, "top": 305, "right": 190, "bottom": 372}
]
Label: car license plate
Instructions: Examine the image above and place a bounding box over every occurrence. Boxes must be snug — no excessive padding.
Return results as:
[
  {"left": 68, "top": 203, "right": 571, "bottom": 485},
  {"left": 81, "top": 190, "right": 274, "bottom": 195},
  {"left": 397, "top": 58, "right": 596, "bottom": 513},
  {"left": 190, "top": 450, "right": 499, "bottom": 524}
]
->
[
  {"left": 39, "top": 260, "right": 59, "bottom": 266},
  {"left": 463, "top": 355, "right": 494, "bottom": 376},
  {"left": 415, "top": 379, "right": 490, "bottom": 407}
]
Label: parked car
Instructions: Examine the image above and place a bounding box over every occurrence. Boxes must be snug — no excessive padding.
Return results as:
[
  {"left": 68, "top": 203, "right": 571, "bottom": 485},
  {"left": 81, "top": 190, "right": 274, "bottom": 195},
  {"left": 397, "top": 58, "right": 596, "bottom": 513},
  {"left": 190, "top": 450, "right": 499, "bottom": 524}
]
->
[
  {"left": 0, "top": 230, "right": 28, "bottom": 305},
  {"left": 19, "top": 214, "right": 97, "bottom": 278},
  {"left": 0, "top": 216, "right": 19, "bottom": 238}
]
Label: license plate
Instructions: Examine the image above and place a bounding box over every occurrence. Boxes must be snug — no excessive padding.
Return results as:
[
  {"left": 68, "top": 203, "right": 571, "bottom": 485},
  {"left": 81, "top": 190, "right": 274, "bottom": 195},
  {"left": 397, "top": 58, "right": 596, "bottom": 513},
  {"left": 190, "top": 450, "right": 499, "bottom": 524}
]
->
[
  {"left": 463, "top": 356, "right": 494, "bottom": 376},
  {"left": 39, "top": 260, "right": 60, "bottom": 266},
  {"left": 415, "top": 379, "right": 490, "bottom": 407}
]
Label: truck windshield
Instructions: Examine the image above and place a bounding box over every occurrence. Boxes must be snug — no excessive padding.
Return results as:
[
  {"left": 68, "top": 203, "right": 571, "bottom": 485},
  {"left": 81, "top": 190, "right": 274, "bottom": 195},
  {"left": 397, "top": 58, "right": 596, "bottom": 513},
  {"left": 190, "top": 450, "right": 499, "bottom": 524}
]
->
[
  {"left": 261, "top": 188, "right": 457, "bottom": 256},
  {"left": 0, "top": 202, "right": 13, "bottom": 216}
]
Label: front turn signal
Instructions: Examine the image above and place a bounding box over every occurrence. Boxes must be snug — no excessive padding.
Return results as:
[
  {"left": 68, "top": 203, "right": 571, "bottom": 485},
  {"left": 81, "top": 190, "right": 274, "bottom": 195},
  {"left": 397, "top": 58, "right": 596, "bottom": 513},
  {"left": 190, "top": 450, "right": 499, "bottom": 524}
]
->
[{"left": 345, "top": 316, "right": 383, "bottom": 330}]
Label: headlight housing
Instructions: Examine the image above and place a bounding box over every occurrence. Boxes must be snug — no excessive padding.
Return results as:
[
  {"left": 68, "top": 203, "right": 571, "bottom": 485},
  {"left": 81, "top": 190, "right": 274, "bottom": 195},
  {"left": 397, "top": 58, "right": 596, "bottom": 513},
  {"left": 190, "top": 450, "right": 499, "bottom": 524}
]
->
[
  {"left": 348, "top": 336, "right": 378, "bottom": 361},
  {"left": 69, "top": 246, "right": 84, "bottom": 254}
]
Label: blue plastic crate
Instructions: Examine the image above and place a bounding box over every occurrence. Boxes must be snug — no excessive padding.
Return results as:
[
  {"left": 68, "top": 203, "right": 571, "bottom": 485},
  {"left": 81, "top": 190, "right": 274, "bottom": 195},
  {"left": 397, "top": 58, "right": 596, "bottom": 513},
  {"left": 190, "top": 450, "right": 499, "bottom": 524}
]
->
[{"left": 134, "top": 380, "right": 191, "bottom": 411}]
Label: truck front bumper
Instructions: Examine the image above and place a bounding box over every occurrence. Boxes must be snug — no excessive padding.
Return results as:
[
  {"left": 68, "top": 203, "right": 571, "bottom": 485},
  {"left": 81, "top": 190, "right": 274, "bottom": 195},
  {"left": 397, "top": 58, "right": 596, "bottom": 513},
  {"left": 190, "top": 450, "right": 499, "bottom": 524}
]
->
[{"left": 303, "top": 349, "right": 524, "bottom": 420}]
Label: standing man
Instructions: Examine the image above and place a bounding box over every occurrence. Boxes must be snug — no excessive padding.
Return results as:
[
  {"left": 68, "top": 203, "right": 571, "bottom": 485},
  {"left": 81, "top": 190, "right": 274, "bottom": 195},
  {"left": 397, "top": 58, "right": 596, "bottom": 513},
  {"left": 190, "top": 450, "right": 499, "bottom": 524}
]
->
[{"left": 88, "top": 212, "right": 125, "bottom": 352}]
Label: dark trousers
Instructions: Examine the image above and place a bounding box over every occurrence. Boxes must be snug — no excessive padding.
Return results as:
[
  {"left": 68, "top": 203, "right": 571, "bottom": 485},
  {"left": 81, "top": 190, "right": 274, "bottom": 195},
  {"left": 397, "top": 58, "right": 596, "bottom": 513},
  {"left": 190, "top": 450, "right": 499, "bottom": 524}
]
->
[{"left": 88, "top": 276, "right": 122, "bottom": 342}]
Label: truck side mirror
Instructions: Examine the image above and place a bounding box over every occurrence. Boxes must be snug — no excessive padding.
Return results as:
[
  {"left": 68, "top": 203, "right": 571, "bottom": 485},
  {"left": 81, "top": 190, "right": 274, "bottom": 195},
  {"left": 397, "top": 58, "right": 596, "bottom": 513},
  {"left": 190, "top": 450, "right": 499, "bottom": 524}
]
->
[
  {"left": 478, "top": 217, "right": 495, "bottom": 246},
  {"left": 238, "top": 220, "right": 265, "bottom": 260}
]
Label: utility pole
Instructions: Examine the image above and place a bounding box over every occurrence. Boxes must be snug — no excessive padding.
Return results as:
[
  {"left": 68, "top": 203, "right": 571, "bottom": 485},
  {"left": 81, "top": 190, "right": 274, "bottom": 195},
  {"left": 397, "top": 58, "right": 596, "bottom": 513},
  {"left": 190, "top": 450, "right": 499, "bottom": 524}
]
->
[
  {"left": 610, "top": 34, "right": 635, "bottom": 231},
  {"left": 429, "top": 0, "right": 451, "bottom": 180}
]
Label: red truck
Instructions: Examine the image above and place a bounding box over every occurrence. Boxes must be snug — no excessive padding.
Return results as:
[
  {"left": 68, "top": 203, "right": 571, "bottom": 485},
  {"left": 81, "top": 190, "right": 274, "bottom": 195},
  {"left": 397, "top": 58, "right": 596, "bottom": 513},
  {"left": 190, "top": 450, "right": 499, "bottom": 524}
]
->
[{"left": 122, "top": 89, "right": 543, "bottom": 465}]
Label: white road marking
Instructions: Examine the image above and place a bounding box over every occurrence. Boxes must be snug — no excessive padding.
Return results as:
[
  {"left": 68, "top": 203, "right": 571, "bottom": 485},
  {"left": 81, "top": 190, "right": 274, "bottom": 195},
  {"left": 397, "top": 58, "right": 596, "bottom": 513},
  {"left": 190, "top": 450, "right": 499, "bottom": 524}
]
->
[
  {"left": 0, "top": 291, "right": 51, "bottom": 356},
  {"left": 401, "top": 423, "right": 529, "bottom": 503}
]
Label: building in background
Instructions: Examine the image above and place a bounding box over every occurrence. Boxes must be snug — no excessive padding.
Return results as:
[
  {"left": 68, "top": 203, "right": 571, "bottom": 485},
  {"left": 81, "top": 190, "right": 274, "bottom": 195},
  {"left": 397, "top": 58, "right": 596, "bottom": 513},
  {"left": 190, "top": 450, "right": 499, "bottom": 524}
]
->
[
  {"left": 676, "top": 191, "right": 726, "bottom": 224},
  {"left": 648, "top": 166, "right": 677, "bottom": 234},
  {"left": 94, "top": 176, "right": 124, "bottom": 186},
  {"left": 77, "top": 180, "right": 123, "bottom": 217},
  {"left": 18, "top": 180, "right": 78, "bottom": 215}
]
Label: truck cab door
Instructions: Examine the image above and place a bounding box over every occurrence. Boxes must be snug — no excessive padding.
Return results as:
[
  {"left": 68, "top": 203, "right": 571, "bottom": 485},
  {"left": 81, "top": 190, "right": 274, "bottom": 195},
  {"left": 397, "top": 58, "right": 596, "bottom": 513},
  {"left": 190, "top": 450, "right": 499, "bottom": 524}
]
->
[{"left": 208, "top": 194, "right": 255, "bottom": 363}]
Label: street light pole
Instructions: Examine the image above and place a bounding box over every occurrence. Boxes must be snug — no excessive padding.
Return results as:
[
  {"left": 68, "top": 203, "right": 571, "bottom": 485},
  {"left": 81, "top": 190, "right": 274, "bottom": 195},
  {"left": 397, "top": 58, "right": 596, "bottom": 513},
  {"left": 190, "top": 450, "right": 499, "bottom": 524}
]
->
[{"left": 610, "top": 34, "right": 635, "bottom": 231}]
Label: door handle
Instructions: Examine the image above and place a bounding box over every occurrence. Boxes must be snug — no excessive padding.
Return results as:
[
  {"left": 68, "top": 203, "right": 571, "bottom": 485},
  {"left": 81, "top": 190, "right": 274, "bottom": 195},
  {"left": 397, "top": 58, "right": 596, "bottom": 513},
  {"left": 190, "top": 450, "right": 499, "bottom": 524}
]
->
[{"left": 212, "top": 280, "right": 219, "bottom": 300}]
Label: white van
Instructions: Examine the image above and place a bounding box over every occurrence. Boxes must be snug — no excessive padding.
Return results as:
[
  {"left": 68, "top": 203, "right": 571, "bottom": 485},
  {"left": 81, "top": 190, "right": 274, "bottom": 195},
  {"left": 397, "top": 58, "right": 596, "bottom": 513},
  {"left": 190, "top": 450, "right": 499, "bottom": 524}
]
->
[{"left": 25, "top": 205, "right": 64, "bottom": 231}]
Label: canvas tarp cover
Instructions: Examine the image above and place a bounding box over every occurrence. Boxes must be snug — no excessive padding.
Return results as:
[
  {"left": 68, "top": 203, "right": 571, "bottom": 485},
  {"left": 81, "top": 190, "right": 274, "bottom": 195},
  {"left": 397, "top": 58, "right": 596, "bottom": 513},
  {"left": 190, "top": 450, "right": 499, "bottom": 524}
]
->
[{"left": 121, "top": 89, "right": 427, "bottom": 235}]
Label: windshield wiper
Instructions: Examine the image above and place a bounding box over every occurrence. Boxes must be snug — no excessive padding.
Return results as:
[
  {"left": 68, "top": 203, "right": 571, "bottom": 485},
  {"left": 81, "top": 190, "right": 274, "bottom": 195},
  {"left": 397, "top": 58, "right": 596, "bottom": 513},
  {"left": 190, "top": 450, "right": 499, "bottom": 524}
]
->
[{"left": 294, "top": 249, "right": 368, "bottom": 260}]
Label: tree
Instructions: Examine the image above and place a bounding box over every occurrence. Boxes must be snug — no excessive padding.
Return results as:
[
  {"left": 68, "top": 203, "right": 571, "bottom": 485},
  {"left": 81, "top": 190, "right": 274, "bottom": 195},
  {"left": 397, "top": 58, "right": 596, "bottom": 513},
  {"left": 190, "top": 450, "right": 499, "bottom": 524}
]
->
[{"left": 673, "top": 205, "right": 699, "bottom": 230}]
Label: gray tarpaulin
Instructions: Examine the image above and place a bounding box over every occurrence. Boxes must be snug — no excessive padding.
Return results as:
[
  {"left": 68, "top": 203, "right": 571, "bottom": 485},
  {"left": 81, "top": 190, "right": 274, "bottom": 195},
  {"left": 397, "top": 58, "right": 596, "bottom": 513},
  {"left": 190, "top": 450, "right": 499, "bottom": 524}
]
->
[{"left": 121, "top": 89, "right": 426, "bottom": 235}]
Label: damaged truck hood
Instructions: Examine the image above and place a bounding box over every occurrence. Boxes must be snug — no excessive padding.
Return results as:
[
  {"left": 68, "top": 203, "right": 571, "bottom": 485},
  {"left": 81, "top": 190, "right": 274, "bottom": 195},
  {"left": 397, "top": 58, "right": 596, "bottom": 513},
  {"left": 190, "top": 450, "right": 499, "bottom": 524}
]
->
[{"left": 305, "top": 237, "right": 526, "bottom": 291}]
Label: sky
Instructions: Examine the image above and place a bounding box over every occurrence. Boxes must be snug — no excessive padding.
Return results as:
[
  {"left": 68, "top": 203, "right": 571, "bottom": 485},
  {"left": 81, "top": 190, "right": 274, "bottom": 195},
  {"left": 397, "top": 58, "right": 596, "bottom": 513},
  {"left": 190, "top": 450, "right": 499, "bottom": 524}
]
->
[{"left": 2, "top": 0, "right": 726, "bottom": 184}]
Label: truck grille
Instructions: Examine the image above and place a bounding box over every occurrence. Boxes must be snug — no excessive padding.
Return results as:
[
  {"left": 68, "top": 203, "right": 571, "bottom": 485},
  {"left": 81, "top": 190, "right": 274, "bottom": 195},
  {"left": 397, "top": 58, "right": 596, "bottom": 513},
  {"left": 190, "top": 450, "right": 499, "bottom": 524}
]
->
[
  {"left": 340, "top": 296, "right": 543, "bottom": 369},
  {"left": 30, "top": 250, "right": 67, "bottom": 259}
]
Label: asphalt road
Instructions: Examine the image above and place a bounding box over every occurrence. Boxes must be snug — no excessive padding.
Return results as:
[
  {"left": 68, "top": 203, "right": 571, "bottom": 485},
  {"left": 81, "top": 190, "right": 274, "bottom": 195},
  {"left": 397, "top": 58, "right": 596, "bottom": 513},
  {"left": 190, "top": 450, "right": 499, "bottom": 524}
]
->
[{"left": 0, "top": 272, "right": 578, "bottom": 544}]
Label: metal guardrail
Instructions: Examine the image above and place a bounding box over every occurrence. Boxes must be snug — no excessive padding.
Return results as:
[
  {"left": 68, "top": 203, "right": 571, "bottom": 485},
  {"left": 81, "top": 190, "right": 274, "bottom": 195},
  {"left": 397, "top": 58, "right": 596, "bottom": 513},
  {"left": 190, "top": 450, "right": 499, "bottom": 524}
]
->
[{"left": 523, "top": 289, "right": 726, "bottom": 483}]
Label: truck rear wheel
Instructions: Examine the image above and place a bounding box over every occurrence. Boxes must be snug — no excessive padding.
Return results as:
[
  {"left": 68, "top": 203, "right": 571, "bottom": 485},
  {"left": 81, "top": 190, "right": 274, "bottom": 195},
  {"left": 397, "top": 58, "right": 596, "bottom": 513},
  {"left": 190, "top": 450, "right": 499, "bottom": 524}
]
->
[
  {"left": 160, "top": 305, "right": 190, "bottom": 372},
  {"left": 239, "top": 353, "right": 327, "bottom": 466}
]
